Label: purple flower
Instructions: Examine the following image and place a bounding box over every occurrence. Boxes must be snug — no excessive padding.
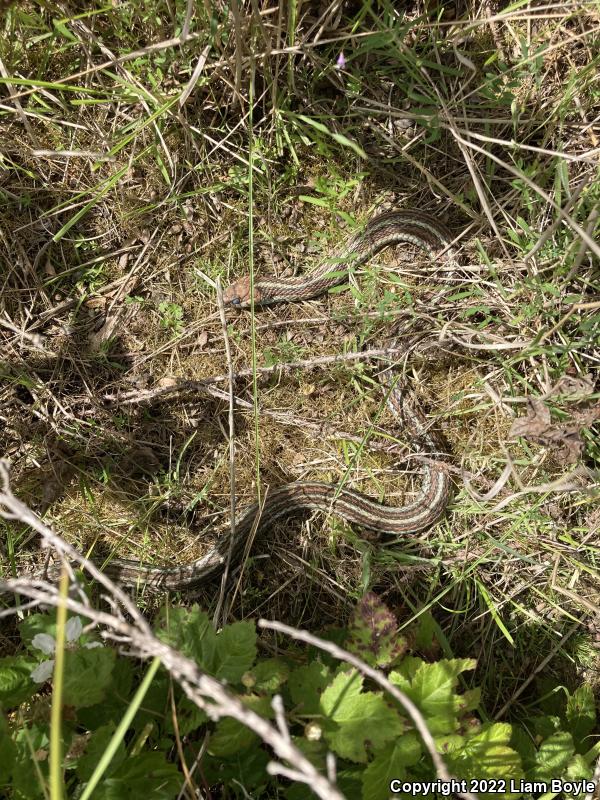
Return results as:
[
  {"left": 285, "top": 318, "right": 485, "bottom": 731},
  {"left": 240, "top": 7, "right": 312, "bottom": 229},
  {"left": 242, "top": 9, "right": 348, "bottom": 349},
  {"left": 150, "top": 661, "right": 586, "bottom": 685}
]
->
[{"left": 336, "top": 52, "right": 346, "bottom": 70}]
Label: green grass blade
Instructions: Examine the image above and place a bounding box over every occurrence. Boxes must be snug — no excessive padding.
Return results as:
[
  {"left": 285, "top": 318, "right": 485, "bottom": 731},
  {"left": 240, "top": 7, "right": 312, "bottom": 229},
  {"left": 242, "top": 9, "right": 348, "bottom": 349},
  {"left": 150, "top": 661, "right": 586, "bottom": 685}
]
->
[
  {"left": 49, "top": 571, "right": 69, "bottom": 800},
  {"left": 78, "top": 657, "right": 162, "bottom": 800}
]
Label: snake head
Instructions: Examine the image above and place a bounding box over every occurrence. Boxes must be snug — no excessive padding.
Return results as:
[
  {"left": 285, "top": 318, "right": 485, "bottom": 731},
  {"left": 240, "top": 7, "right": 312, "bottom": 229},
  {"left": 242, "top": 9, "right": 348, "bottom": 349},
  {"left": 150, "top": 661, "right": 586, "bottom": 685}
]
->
[{"left": 223, "top": 276, "right": 264, "bottom": 309}]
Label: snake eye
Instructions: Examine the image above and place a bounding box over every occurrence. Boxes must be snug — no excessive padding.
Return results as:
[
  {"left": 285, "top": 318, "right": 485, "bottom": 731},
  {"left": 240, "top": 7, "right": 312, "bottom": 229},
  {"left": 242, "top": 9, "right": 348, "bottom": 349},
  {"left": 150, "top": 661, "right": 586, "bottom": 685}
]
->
[{"left": 232, "top": 297, "right": 241, "bottom": 307}]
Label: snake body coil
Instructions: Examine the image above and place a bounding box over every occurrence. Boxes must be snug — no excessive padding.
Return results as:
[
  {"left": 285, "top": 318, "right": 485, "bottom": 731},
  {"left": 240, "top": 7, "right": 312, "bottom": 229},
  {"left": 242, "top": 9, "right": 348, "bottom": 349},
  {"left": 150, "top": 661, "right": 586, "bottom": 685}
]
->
[{"left": 46, "top": 210, "right": 456, "bottom": 592}]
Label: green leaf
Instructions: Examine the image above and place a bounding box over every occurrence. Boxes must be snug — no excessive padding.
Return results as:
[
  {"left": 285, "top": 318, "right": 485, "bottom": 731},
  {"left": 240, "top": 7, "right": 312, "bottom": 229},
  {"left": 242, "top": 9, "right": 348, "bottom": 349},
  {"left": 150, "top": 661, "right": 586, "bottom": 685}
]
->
[
  {"left": 292, "top": 736, "right": 328, "bottom": 769},
  {"left": 165, "top": 693, "right": 208, "bottom": 737},
  {"left": 389, "top": 658, "right": 477, "bottom": 734},
  {"left": 346, "top": 592, "right": 407, "bottom": 668},
  {"left": 53, "top": 18, "right": 79, "bottom": 42},
  {"left": 0, "top": 713, "right": 17, "bottom": 782},
  {"left": 412, "top": 610, "right": 440, "bottom": 655},
  {"left": 286, "top": 768, "right": 363, "bottom": 799},
  {"left": 536, "top": 679, "right": 567, "bottom": 717},
  {"left": 532, "top": 715, "right": 562, "bottom": 739},
  {"left": 19, "top": 613, "right": 57, "bottom": 651},
  {"left": 337, "top": 768, "right": 364, "bottom": 798},
  {"left": 203, "top": 746, "right": 270, "bottom": 793},
  {"left": 565, "top": 753, "right": 594, "bottom": 783},
  {"left": 208, "top": 716, "right": 259, "bottom": 758},
  {"left": 320, "top": 670, "right": 405, "bottom": 763},
  {"left": 566, "top": 685, "right": 596, "bottom": 749},
  {"left": 160, "top": 608, "right": 256, "bottom": 684},
  {"left": 78, "top": 658, "right": 162, "bottom": 800},
  {"left": 531, "top": 731, "right": 575, "bottom": 781},
  {"left": 288, "top": 662, "right": 330, "bottom": 715},
  {"left": 298, "top": 194, "right": 331, "bottom": 207},
  {"left": 425, "top": 714, "right": 465, "bottom": 737},
  {"left": 63, "top": 647, "right": 116, "bottom": 708},
  {"left": 389, "top": 656, "right": 424, "bottom": 688},
  {"left": 459, "top": 687, "right": 482, "bottom": 713},
  {"left": 92, "top": 751, "right": 181, "bottom": 800},
  {"left": 12, "top": 724, "right": 50, "bottom": 799},
  {"left": 286, "top": 765, "right": 367, "bottom": 800},
  {"left": 0, "top": 655, "right": 37, "bottom": 707},
  {"left": 214, "top": 621, "right": 257, "bottom": 684},
  {"left": 122, "top": 672, "right": 170, "bottom": 735},
  {"left": 245, "top": 658, "right": 289, "bottom": 694},
  {"left": 470, "top": 722, "right": 512, "bottom": 746},
  {"left": 157, "top": 605, "right": 216, "bottom": 668},
  {"left": 286, "top": 781, "right": 319, "bottom": 800},
  {"left": 435, "top": 733, "right": 466, "bottom": 756},
  {"left": 510, "top": 725, "right": 537, "bottom": 772},
  {"left": 77, "top": 658, "right": 134, "bottom": 730},
  {"left": 77, "top": 723, "right": 126, "bottom": 782},
  {"left": 448, "top": 723, "right": 523, "bottom": 791},
  {"left": 361, "top": 733, "right": 422, "bottom": 800},
  {"left": 208, "top": 696, "right": 271, "bottom": 758},
  {"left": 306, "top": 627, "right": 347, "bottom": 666}
]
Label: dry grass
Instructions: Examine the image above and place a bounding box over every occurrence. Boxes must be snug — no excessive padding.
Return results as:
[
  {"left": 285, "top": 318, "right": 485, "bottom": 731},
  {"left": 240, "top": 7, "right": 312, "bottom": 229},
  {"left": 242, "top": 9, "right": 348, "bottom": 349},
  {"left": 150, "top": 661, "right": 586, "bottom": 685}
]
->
[{"left": 1, "top": 0, "right": 599, "bottom": 710}]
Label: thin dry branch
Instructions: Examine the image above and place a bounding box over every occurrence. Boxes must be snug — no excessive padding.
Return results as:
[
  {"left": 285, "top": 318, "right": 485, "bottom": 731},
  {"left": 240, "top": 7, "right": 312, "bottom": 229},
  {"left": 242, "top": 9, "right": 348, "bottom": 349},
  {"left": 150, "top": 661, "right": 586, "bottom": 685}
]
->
[
  {"left": 103, "top": 345, "right": 418, "bottom": 405},
  {"left": 0, "top": 461, "right": 345, "bottom": 800},
  {"left": 104, "top": 320, "right": 531, "bottom": 408},
  {"left": 108, "top": 376, "right": 457, "bottom": 473},
  {"left": 259, "top": 618, "right": 479, "bottom": 800}
]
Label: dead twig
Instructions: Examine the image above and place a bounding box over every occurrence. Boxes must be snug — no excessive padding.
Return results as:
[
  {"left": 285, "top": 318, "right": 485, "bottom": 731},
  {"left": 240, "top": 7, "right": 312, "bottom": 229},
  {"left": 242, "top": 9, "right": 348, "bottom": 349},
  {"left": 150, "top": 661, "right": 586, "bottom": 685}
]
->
[
  {"left": 104, "top": 345, "right": 415, "bottom": 405},
  {"left": 0, "top": 461, "right": 346, "bottom": 800},
  {"left": 259, "top": 618, "right": 478, "bottom": 800}
]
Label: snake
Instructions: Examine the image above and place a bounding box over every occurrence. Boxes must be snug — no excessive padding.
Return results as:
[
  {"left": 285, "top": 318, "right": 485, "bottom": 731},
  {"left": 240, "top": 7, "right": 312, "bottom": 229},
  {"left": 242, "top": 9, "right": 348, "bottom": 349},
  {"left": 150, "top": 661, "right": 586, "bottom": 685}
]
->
[{"left": 34, "top": 210, "right": 455, "bottom": 592}]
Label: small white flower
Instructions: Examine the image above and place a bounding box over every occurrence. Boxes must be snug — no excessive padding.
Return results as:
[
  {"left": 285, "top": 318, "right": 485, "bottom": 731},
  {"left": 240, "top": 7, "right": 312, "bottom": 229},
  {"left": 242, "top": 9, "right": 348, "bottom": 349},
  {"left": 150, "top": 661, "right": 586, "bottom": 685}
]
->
[
  {"left": 31, "top": 633, "right": 56, "bottom": 656},
  {"left": 65, "top": 616, "right": 83, "bottom": 641},
  {"left": 30, "top": 617, "right": 100, "bottom": 684},
  {"left": 31, "top": 659, "right": 55, "bottom": 684}
]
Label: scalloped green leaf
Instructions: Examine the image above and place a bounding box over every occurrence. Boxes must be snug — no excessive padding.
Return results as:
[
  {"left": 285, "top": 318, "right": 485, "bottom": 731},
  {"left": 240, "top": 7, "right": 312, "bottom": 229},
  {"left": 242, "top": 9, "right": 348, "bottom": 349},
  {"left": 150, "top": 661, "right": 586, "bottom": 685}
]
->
[
  {"left": 214, "top": 621, "right": 257, "bottom": 684},
  {"left": 156, "top": 605, "right": 215, "bottom": 669},
  {"left": 63, "top": 647, "right": 116, "bottom": 708},
  {"left": 565, "top": 753, "right": 594, "bottom": 783},
  {"left": 0, "top": 656, "right": 37, "bottom": 708},
  {"left": 208, "top": 715, "right": 259, "bottom": 757},
  {"left": 76, "top": 723, "right": 126, "bottom": 782},
  {"left": 361, "top": 732, "right": 422, "bottom": 800},
  {"left": 531, "top": 731, "right": 575, "bottom": 782},
  {"left": 448, "top": 723, "right": 523, "bottom": 791},
  {"left": 288, "top": 662, "right": 331, "bottom": 716},
  {"left": 203, "top": 746, "right": 270, "bottom": 792},
  {"left": 566, "top": 685, "right": 596, "bottom": 749},
  {"left": 92, "top": 751, "right": 181, "bottom": 800},
  {"left": 246, "top": 657, "right": 289, "bottom": 694},
  {"left": 77, "top": 658, "right": 135, "bottom": 730},
  {"left": 347, "top": 592, "right": 407, "bottom": 668},
  {"left": 389, "top": 658, "right": 476, "bottom": 733},
  {"left": 320, "top": 670, "right": 405, "bottom": 763},
  {"left": 208, "top": 696, "right": 271, "bottom": 758}
]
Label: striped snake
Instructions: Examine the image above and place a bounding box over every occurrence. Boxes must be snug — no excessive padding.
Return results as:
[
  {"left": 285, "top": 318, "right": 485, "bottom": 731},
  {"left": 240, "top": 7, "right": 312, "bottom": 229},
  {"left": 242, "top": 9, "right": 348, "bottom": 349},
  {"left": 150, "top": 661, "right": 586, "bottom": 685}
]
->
[{"left": 38, "top": 210, "right": 455, "bottom": 592}]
